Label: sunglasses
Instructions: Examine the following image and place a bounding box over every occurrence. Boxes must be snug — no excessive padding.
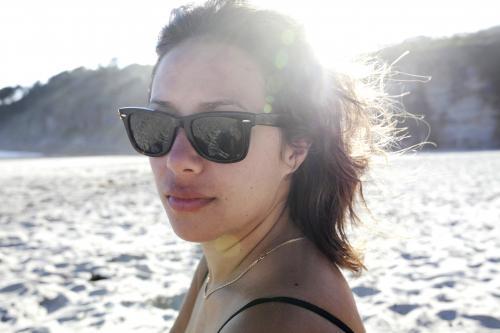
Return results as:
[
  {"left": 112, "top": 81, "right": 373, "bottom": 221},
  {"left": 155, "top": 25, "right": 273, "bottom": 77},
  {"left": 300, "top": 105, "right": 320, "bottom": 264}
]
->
[{"left": 118, "top": 107, "right": 282, "bottom": 163}]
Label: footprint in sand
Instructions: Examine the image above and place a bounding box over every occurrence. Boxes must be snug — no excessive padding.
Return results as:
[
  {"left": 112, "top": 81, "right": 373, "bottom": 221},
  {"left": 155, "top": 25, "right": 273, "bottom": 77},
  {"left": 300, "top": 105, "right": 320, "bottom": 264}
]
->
[
  {"left": 437, "top": 309, "right": 457, "bottom": 321},
  {"left": 388, "top": 303, "right": 420, "bottom": 315},
  {"left": 352, "top": 286, "right": 381, "bottom": 297},
  {"left": 462, "top": 314, "right": 500, "bottom": 329}
]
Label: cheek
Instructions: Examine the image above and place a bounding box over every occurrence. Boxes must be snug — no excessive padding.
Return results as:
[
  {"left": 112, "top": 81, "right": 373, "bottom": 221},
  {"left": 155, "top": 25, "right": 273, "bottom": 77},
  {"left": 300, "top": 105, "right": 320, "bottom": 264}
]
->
[
  {"left": 247, "top": 128, "right": 288, "bottom": 178},
  {"left": 219, "top": 134, "right": 287, "bottom": 208},
  {"left": 149, "top": 157, "right": 166, "bottom": 183},
  {"left": 214, "top": 169, "right": 272, "bottom": 224}
]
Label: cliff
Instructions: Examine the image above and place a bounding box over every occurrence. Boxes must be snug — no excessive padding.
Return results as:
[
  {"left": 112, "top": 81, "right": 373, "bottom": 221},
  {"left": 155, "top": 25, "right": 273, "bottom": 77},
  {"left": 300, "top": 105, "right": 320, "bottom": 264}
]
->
[
  {"left": 0, "top": 64, "right": 151, "bottom": 155},
  {"left": 379, "top": 26, "right": 500, "bottom": 149}
]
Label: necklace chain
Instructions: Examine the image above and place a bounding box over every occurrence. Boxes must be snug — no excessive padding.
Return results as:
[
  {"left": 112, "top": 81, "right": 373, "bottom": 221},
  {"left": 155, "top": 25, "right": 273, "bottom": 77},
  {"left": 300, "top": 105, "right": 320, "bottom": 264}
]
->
[{"left": 203, "top": 236, "right": 305, "bottom": 299}]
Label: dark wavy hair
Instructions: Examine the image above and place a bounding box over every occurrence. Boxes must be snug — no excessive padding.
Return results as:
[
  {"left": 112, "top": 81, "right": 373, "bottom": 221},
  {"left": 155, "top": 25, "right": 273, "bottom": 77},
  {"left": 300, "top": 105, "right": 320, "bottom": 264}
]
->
[{"left": 152, "top": 0, "right": 403, "bottom": 275}]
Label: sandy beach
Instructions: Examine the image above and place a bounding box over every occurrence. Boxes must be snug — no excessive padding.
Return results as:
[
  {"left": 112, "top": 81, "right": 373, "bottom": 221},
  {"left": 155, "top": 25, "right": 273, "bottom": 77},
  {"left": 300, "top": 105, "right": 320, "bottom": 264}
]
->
[{"left": 0, "top": 151, "right": 499, "bottom": 332}]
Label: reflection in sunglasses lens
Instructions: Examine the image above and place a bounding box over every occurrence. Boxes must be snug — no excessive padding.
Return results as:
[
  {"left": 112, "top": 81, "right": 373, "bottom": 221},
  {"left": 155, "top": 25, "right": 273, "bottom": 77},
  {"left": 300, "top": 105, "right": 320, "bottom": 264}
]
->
[
  {"left": 130, "top": 112, "right": 175, "bottom": 154},
  {"left": 192, "top": 116, "right": 244, "bottom": 161}
]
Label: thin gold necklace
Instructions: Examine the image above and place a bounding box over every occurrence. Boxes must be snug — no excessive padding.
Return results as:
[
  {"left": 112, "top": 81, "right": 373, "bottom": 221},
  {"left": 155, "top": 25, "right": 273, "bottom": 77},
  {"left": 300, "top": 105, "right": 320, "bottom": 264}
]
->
[{"left": 204, "top": 236, "right": 305, "bottom": 299}]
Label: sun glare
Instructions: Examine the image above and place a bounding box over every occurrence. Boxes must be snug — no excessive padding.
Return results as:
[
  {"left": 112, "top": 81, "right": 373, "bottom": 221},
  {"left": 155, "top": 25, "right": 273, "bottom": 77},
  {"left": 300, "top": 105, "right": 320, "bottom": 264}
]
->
[
  {"left": 0, "top": 0, "right": 499, "bottom": 88},
  {"left": 253, "top": 0, "right": 500, "bottom": 71}
]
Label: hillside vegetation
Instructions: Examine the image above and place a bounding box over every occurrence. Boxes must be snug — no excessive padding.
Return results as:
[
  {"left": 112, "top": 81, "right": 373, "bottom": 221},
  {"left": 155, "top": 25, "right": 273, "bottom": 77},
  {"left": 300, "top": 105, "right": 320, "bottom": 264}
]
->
[
  {"left": 0, "top": 65, "right": 151, "bottom": 155},
  {"left": 379, "top": 26, "right": 500, "bottom": 149}
]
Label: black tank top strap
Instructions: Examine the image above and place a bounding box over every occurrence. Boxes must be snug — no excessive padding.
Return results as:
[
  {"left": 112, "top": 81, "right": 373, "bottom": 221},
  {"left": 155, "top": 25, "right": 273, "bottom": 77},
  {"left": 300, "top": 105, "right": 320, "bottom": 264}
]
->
[{"left": 217, "top": 296, "right": 355, "bottom": 333}]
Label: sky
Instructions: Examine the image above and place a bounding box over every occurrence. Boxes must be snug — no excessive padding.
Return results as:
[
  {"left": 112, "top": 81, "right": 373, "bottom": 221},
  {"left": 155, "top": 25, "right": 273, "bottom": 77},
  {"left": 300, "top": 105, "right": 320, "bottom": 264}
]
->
[{"left": 1, "top": 0, "right": 499, "bottom": 88}]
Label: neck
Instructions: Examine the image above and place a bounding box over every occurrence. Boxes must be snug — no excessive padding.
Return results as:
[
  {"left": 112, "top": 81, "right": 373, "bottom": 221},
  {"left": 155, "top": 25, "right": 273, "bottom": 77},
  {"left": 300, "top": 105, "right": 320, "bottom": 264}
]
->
[{"left": 201, "top": 204, "right": 302, "bottom": 287}]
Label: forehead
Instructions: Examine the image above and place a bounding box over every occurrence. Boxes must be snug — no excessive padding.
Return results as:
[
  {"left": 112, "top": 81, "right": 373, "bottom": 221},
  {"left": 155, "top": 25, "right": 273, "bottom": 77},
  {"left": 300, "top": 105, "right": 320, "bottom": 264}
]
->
[{"left": 150, "top": 41, "right": 266, "bottom": 114}]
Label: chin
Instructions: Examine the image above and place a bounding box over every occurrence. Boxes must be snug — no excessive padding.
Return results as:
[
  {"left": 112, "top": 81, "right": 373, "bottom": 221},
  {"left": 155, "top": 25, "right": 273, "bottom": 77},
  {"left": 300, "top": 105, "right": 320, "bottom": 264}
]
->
[{"left": 168, "top": 217, "right": 218, "bottom": 243}]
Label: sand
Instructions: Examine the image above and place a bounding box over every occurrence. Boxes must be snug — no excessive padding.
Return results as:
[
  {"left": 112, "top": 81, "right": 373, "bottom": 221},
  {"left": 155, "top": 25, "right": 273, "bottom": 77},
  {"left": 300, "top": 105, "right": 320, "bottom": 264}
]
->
[{"left": 0, "top": 151, "right": 499, "bottom": 332}]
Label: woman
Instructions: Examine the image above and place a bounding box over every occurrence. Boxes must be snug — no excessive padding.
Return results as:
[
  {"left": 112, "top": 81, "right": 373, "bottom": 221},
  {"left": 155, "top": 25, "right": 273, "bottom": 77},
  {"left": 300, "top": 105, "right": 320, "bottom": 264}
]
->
[{"left": 119, "top": 1, "right": 398, "bottom": 332}]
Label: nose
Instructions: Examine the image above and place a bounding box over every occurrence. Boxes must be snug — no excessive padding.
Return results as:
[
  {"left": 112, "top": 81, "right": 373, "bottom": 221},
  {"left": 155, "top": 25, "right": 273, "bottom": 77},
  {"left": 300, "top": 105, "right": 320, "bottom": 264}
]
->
[{"left": 165, "top": 128, "right": 204, "bottom": 175}]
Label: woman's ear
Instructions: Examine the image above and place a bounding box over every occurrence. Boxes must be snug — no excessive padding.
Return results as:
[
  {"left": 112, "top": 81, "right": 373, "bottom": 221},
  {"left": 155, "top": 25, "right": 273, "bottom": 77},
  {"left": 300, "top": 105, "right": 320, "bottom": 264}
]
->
[{"left": 283, "top": 139, "right": 311, "bottom": 175}]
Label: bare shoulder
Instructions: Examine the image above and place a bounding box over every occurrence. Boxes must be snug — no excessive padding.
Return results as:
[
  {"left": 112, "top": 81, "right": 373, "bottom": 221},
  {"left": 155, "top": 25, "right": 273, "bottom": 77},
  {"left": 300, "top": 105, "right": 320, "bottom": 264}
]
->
[
  {"left": 219, "top": 299, "right": 353, "bottom": 333},
  {"left": 293, "top": 263, "right": 365, "bottom": 333},
  {"left": 227, "top": 241, "right": 366, "bottom": 333},
  {"left": 312, "top": 264, "right": 366, "bottom": 333},
  {"left": 279, "top": 240, "right": 364, "bottom": 332}
]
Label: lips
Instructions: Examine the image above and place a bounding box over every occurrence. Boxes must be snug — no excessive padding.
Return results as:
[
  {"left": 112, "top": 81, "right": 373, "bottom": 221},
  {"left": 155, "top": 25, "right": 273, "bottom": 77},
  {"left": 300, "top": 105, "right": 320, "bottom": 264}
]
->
[
  {"left": 167, "top": 196, "right": 215, "bottom": 212},
  {"left": 165, "top": 186, "right": 215, "bottom": 212}
]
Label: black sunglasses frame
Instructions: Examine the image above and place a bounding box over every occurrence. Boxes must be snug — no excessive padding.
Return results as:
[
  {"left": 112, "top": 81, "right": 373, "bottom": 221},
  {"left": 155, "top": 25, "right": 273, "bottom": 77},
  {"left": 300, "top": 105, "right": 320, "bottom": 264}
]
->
[{"left": 118, "top": 107, "right": 281, "bottom": 163}]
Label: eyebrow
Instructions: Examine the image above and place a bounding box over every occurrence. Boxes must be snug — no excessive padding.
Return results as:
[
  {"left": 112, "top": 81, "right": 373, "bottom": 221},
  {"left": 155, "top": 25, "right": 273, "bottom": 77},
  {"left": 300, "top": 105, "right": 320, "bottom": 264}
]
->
[
  {"left": 149, "top": 99, "right": 248, "bottom": 113},
  {"left": 148, "top": 100, "right": 176, "bottom": 112}
]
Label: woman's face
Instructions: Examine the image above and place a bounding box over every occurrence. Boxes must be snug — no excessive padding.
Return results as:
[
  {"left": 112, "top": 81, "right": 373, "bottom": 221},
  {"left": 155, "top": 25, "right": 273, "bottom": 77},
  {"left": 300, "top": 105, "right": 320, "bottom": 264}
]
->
[{"left": 149, "top": 41, "right": 297, "bottom": 242}]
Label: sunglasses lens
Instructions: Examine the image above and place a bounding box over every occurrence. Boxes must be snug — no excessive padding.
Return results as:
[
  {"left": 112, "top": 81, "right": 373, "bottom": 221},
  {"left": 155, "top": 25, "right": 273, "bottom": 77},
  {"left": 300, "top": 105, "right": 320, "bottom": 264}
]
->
[
  {"left": 129, "top": 111, "right": 176, "bottom": 155},
  {"left": 191, "top": 116, "right": 247, "bottom": 162}
]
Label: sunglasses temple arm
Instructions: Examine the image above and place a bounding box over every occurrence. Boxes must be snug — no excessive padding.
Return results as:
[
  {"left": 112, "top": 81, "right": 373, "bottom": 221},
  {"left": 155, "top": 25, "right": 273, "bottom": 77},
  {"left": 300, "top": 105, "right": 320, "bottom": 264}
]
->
[{"left": 254, "top": 113, "right": 280, "bottom": 126}]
